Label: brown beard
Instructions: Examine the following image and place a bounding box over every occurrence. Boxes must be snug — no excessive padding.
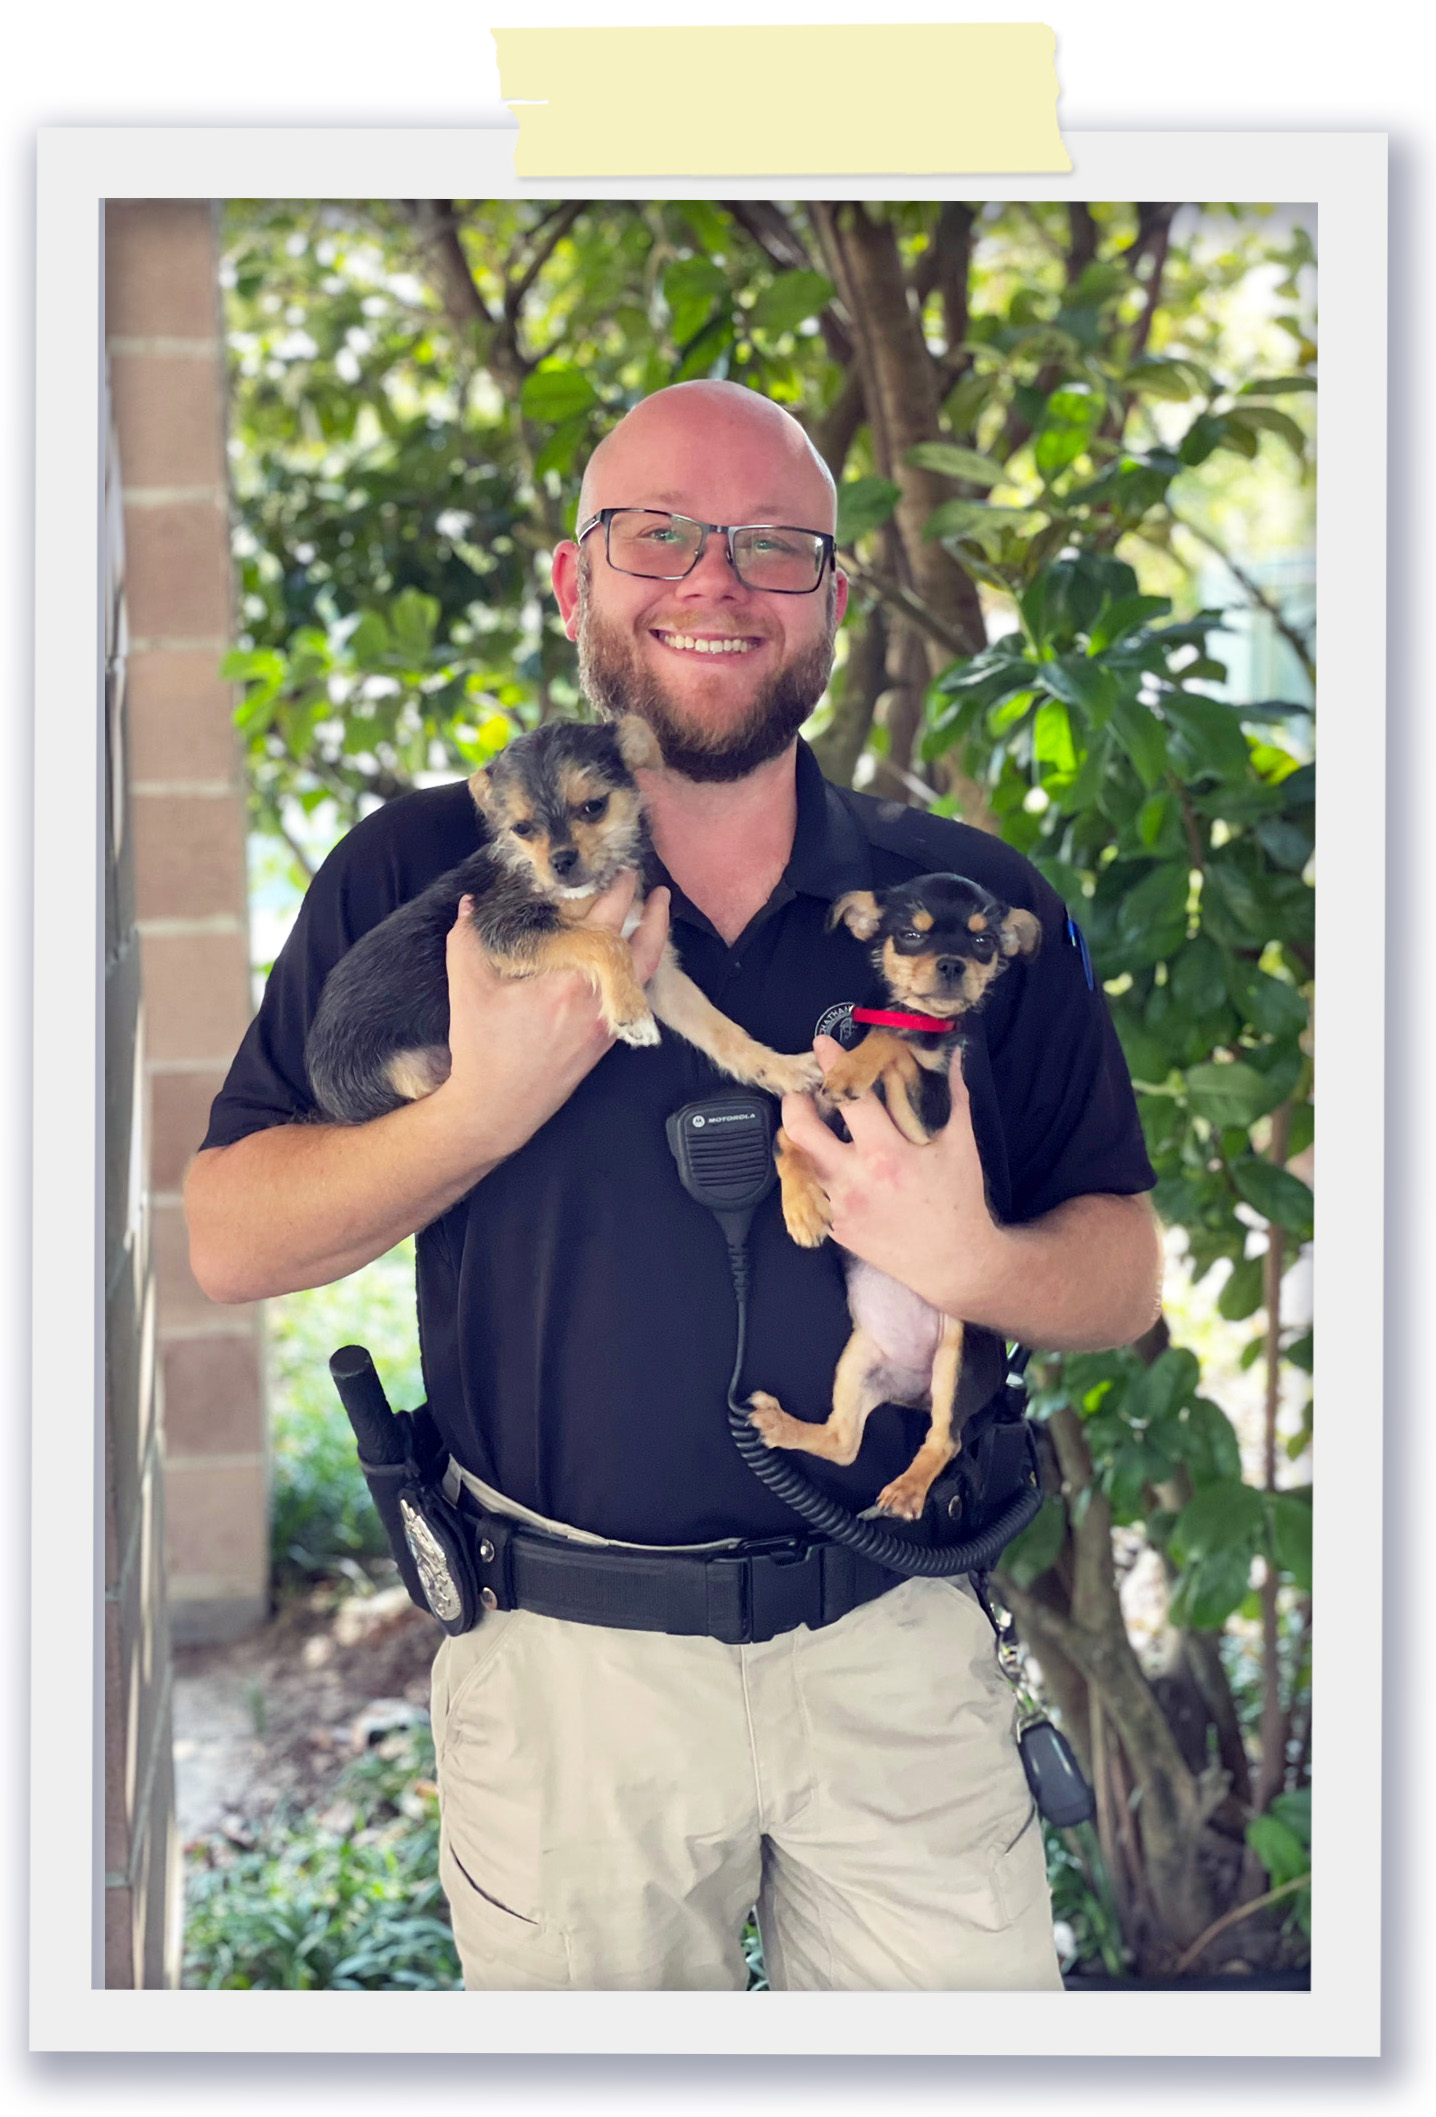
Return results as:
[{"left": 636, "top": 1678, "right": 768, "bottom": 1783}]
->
[{"left": 576, "top": 588, "right": 837, "bottom": 784}]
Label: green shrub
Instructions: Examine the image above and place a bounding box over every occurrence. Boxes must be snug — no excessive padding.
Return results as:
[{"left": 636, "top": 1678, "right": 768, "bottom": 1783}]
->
[
  {"left": 184, "top": 1724, "right": 461, "bottom": 1990},
  {"left": 267, "top": 1240, "right": 424, "bottom": 1583}
]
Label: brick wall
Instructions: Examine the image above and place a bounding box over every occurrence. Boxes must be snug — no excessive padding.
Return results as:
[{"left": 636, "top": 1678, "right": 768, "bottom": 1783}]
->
[
  {"left": 103, "top": 375, "right": 181, "bottom": 1989},
  {"left": 105, "top": 201, "right": 268, "bottom": 1643}
]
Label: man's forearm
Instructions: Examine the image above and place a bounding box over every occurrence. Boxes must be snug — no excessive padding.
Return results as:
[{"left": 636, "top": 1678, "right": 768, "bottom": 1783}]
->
[
  {"left": 184, "top": 1083, "right": 512, "bottom": 1304},
  {"left": 940, "top": 1192, "right": 1163, "bottom": 1352}
]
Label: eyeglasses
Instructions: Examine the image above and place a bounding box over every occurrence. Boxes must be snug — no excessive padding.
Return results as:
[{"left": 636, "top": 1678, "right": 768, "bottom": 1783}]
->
[{"left": 575, "top": 508, "right": 835, "bottom": 595}]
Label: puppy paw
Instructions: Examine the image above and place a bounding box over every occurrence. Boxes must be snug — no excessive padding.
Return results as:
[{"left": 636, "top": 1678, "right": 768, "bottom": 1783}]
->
[
  {"left": 780, "top": 1182, "right": 833, "bottom": 1250},
  {"left": 820, "top": 1050, "right": 880, "bottom": 1105},
  {"left": 747, "top": 1392, "right": 803, "bottom": 1451},
  {"left": 613, "top": 1009, "right": 661, "bottom": 1048},
  {"left": 753, "top": 1050, "right": 824, "bottom": 1097},
  {"left": 872, "top": 1473, "right": 932, "bottom": 1523}
]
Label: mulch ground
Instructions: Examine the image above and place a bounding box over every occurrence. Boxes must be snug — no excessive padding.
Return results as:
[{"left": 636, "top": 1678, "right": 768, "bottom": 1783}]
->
[{"left": 171, "top": 1578, "right": 443, "bottom": 1846}]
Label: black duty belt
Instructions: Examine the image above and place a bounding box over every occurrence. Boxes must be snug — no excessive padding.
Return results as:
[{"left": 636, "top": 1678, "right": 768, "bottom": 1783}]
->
[{"left": 453, "top": 1490, "right": 906, "bottom": 1648}]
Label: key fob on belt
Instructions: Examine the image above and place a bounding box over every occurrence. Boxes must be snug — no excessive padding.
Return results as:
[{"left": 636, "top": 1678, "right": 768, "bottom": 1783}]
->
[{"left": 1019, "top": 1717, "right": 1096, "bottom": 1828}]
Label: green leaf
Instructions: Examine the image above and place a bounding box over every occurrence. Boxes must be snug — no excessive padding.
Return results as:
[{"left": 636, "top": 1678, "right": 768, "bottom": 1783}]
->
[
  {"left": 1043, "top": 654, "right": 1119, "bottom": 727},
  {"left": 348, "top": 611, "right": 390, "bottom": 664},
  {"left": 997, "top": 1493, "right": 1066, "bottom": 1588},
  {"left": 1108, "top": 695, "right": 1169, "bottom": 789},
  {"left": 1171, "top": 1545, "right": 1256, "bottom": 1630},
  {"left": 1225, "top": 403, "right": 1307, "bottom": 460},
  {"left": 1245, "top": 971, "right": 1309, "bottom": 1038},
  {"left": 532, "top": 412, "right": 590, "bottom": 481},
  {"left": 389, "top": 588, "right": 439, "bottom": 661},
  {"left": 1267, "top": 1489, "right": 1313, "bottom": 1590},
  {"left": 675, "top": 313, "right": 735, "bottom": 380},
  {"left": 836, "top": 476, "right": 902, "bottom": 544},
  {"left": 1125, "top": 1346, "right": 1200, "bottom": 1429},
  {"left": 1184, "top": 1398, "right": 1244, "bottom": 1485},
  {"left": 1217, "top": 1254, "right": 1265, "bottom": 1321},
  {"left": 1238, "top": 375, "right": 1317, "bottom": 395},
  {"left": 905, "top": 441, "right": 1005, "bottom": 487},
  {"left": 1230, "top": 1158, "right": 1315, "bottom": 1239},
  {"left": 1270, "top": 1787, "right": 1312, "bottom": 1846},
  {"left": 746, "top": 269, "right": 834, "bottom": 334},
  {"left": 663, "top": 255, "right": 729, "bottom": 343},
  {"left": 1032, "top": 698, "right": 1078, "bottom": 778},
  {"left": 1088, "top": 594, "right": 1172, "bottom": 651},
  {"left": 1171, "top": 935, "right": 1227, "bottom": 1017},
  {"left": 1246, "top": 1813, "right": 1308, "bottom": 1888},
  {"left": 1106, "top": 1439, "right": 1156, "bottom": 1524},
  {"left": 1161, "top": 692, "right": 1251, "bottom": 779},
  {"left": 1125, "top": 356, "right": 1212, "bottom": 401},
  {"left": 1034, "top": 385, "right": 1105, "bottom": 479},
  {"left": 1170, "top": 1478, "right": 1264, "bottom": 1564},
  {"left": 520, "top": 363, "right": 599, "bottom": 423},
  {"left": 923, "top": 499, "right": 1048, "bottom": 552},
  {"left": 1187, "top": 1061, "right": 1276, "bottom": 1129},
  {"left": 1112, "top": 861, "right": 1190, "bottom": 967},
  {"left": 1178, "top": 412, "right": 1226, "bottom": 466}
]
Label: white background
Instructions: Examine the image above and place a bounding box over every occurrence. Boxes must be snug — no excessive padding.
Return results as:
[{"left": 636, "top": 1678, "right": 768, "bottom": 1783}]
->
[{"left": 5, "top": 2, "right": 1424, "bottom": 2110}]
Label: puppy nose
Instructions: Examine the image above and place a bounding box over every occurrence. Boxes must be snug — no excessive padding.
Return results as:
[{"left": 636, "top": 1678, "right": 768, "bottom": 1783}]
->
[
  {"left": 936, "top": 955, "right": 964, "bottom": 980},
  {"left": 550, "top": 845, "right": 580, "bottom": 877}
]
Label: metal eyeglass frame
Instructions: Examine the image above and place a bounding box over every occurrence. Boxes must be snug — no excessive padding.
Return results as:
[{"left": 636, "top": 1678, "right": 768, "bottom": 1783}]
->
[{"left": 575, "top": 508, "right": 836, "bottom": 595}]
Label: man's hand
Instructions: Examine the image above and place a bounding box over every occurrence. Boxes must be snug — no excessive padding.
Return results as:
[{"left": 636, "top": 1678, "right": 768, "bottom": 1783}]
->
[
  {"left": 779, "top": 1035, "right": 1162, "bottom": 1352},
  {"left": 436, "top": 875, "right": 670, "bottom": 1157},
  {"left": 780, "top": 1035, "right": 1002, "bottom": 1314}
]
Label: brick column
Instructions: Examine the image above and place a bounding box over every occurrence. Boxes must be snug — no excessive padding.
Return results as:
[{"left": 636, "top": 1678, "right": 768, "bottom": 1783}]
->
[
  {"left": 103, "top": 378, "right": 181, "bottom": 1988},
  {"left": 105, "top": 202, "right": 268, "bottom": 1642}
]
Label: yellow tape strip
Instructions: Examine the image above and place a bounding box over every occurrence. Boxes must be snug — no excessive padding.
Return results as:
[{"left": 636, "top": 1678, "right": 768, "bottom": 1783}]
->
[{"left": 495, "top": 25, "right": 1070, "bottom": 177}]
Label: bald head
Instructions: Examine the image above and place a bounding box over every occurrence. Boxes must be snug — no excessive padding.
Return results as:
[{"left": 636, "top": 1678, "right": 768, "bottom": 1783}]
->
[{"left": 577, "top": 380, "right": 836, "bottom": 530}]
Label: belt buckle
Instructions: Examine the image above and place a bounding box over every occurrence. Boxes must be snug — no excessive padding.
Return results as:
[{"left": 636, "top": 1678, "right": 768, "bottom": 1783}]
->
[{"left": 742, "top": 1535, "right": 824, "bottom": 1644}]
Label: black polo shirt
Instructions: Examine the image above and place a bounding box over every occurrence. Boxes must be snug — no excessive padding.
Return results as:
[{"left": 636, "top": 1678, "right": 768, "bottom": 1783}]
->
[{"left": 203, "top": 740, "right": 1154, "bottom": 1544}]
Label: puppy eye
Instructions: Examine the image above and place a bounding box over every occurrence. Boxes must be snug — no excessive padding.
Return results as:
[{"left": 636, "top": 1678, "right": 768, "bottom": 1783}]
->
[
  {"left": 971, "top": 934, "right": 995, "bottom": 960},
  {"left": 575, "top": 797, "right": 609, "bottom": 822},
  {"left": 509, "top": 819, "right": 537, "bottom": 839},
  {"left": 899, "top": 926, "right": 926, "bottom": 944}
]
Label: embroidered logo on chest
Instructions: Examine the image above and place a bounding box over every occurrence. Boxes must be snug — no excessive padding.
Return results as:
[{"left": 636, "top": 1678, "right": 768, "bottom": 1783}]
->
[{"left": 814, "top": 1000, "right": 861, "bottom": 1049}]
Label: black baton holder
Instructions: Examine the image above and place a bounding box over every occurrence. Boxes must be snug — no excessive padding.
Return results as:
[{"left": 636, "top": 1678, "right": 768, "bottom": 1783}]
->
[{"left": 328, "top": 1345, "right": 480, "bottom": 1636}]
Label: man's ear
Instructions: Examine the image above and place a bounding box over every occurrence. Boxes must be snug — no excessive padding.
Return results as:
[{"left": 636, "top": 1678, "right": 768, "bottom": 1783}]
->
[
  {"left": 551, "top": 539, "right": 582, "bottom": 639},
  {"left": 999, "top": 907, "right": 1042, "bottom": 957},
  {"left": 615, "top": 713, "right": 662, "bottom": 774},
  {"left": 827, "top": 890, "right": 883, "bottom": 940}
]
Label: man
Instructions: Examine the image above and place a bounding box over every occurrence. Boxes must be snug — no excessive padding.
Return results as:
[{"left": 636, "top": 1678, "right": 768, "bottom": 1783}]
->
[{"left": 187, "top": 380, "right": 1161, "bottom": 1992}]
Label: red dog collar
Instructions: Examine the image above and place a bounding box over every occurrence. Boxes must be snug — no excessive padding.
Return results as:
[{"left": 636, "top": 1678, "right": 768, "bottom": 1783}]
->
[{"left": 850, "top": 1004, "right": 955, "bottom": 1035}]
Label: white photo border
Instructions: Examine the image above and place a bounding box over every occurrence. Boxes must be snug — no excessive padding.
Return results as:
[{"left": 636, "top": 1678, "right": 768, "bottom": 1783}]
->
[{"left": 35, "top": 125, "right": 1384, "bottom": 2056}]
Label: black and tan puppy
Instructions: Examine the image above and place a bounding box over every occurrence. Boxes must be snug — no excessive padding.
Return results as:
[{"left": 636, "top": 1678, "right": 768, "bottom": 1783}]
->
[
  {"left": 305, "top": 715, "right": 822, "bottom": 1125},
  {"left": 748, "top": 874, "right": 1041, "bottom": 1521}
]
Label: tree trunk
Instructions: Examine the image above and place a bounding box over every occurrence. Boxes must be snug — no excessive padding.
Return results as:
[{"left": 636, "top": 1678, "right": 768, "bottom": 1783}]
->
[{"left": 811, "top": 203, "right": 986, "bottom": 658}]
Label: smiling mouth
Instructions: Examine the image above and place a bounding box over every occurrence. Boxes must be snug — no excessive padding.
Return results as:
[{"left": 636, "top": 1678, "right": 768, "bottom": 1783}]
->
[{"left": 651, "top": 629, "right": 764, "bottom": 657}]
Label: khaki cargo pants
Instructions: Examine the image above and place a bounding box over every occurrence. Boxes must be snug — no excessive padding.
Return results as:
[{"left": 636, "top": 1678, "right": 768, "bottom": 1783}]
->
[{"left": 429, "top": 1481, "right": 1063, "bottom": 1992}]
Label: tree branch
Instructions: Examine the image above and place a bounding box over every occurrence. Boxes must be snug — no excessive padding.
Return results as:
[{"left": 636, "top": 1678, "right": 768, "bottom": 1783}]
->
[
  {"left": 722, "top": 199, "right": 854, "bottom": 367},
  {"left": 1171, "top": 1872, "right": 1309, "bottom": 1978},
  {"left": 1173, "top": 515, "right": 1317, "bottom": 688},
  {"left": 504, "top": 199, "right": 590, "bottom": 336},
  {"left": 840, "top": 556, "right": 975, "bottom": 661}
]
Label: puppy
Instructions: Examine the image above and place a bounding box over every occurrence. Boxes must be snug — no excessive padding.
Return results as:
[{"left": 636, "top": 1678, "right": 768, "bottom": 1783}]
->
[
  {"left": 748, "top": 874, "right": 1041, "bottom": 1521},
  {"left": 305, "top": 715, "right": 822, "bottom": 1125}
]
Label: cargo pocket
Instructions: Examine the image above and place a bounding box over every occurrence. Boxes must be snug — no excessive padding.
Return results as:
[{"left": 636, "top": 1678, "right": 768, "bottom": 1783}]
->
[{"left": 439, "top": 1827, "right": 572, "bottom": 1990}]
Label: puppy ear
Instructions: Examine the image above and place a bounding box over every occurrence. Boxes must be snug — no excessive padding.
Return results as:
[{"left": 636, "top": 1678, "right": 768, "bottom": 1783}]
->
[
  {"left": 999, "top": 907, "right": 1042, "bottom": 957},
  {"left": 828, "top": 890, "right": 883, "bottom": 940},
  {"left": 615, "top": 713, "right": 661, "bottom": 774},
  {"left": 468, "top": 767, "right": 497, "bottom": 821}
]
